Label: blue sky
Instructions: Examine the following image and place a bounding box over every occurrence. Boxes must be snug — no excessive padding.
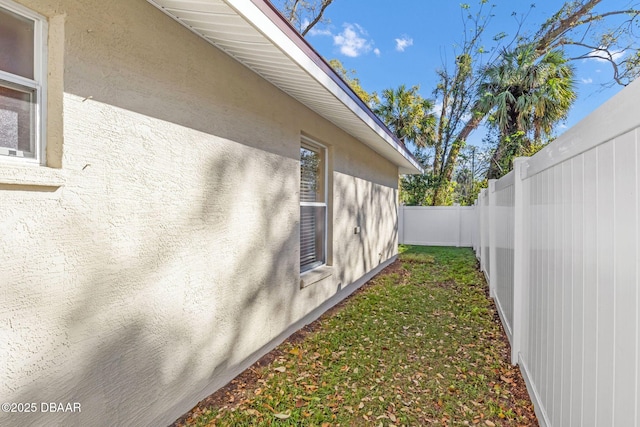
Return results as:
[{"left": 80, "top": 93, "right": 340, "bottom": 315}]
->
[{"left": 298, "top": 0, "right": 632, "bottom": 147}]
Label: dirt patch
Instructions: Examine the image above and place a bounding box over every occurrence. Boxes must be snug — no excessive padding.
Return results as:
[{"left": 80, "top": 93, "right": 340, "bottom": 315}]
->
[{"left": 436, "top": 279, "right": 457, "bottom": 288}]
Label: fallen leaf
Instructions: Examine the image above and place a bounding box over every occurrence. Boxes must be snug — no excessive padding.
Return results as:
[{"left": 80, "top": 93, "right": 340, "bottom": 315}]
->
[
  {"left": 274, "top": 366, "right": 286, "bottom": 373},
  {"left": 274, "top": 411, "right": 291, "bottom": 419},
  {"left": 485, "top": 421, "right": 496, "bottom": 427},
  {"left": 500, "top": 375, "right": 514, "bottom": 384}
]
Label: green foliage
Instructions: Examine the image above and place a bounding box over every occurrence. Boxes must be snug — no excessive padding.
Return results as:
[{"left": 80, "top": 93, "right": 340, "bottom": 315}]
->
[
  {"left": 429, "top": 178, "right": 457, "bottom": 206},
  {"left": 458, "top": 179, "right": 487, "bottom": 205},
  {"left": 478, "top": 44, "right": 576, "bottom": 178},
  {"left": 400, "top": 174, "right": 431, "bottom": 206},
  {"left": 328, "top": 59, "right": 375, "bottom": 105},
  {"left": 372, "top": 85, "right": 436, "bottom": 147},
  {"left": 399, "top": 151, "right": 433, "bottom": 206},
  {"left": 300, "top": 146, "right": 321, "bottom": 194},
  {"left": 399, "top": 173, "right": 457, "bottom": 206},
  {"left": 623, "top": 50, "right": 640, "bottom": 84},
  {"left": 454, "top": 165, "right": 487, "bottom": 206}
]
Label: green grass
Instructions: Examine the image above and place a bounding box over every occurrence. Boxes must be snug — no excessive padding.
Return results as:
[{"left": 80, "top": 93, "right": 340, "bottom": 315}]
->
[{"left": 179, "top": 246, "right": 535, "bottom": 426}]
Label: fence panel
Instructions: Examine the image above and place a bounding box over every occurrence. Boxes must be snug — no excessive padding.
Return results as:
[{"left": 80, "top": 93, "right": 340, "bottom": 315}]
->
[
  {"left": 398, "top": 206, "right": 475, "bottom": 247},
  {"left": 462, "top": 78, "right": 640, "bottom": 427},
  {"left": 460, "top": 208, "right": 476, "bottom": 247},
  {"left": 482, "top": 190, "right": 491, "bottom": 281},
  {"left": 512, "top": 78, "right": 640, "bottom": 427},
  {"left": 493, "top": 172, "right": 515, "bottom": 342}
]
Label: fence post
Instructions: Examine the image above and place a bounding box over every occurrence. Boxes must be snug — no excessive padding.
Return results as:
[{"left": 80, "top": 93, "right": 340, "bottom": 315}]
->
[
  {"left": 488, "top": 179, "right": 497, "bottom": 298},
  {"left": 455, "top": 203, "right": 461, "bottom": 247},
  {"left": 479, "top": 190, "right": 487, "bottom": 272},
  {"left": 511, "top": 158, "right": 529, "bottom": 365},
  {"left": 398, "top": 204, "right": 404, "bottom": 245},
  {"left": 472, "top": 201, "right": 477, "bottom": 255},
  {"left": 476, "top": 200, "right": 481, "bottom": 259}
]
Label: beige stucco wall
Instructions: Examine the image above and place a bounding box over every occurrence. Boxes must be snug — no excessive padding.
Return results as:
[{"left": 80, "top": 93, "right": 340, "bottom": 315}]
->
[{"left": 0, "top": 1, "right": 399, "bottom": 426}]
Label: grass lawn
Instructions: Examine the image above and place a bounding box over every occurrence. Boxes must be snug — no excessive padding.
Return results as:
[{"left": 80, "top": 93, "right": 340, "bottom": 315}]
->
[{"left": 174, "top": 246, "right": 536, "bottom": 426}]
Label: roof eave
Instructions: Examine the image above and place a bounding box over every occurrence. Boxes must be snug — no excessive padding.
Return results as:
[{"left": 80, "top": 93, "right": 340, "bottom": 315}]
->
[{"left": 147, "top": 0, "right": 423, "bottom": 175}]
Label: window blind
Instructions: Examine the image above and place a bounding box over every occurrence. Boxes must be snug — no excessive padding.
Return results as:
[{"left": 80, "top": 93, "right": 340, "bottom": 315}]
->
[{"left": 300, "top": 142, "right": 326, "bottom": 272}]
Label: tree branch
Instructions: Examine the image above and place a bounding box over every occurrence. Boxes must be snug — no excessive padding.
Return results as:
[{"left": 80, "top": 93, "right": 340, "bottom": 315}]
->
[
  {"left": 565, "top": 40, "right": 626, "bottom": 85},
  {"left": 534, "top": 0, "right": 602, "bottom": 55},
  {"left": 301, "top": 0, "right": 333, "bottom": 36}
]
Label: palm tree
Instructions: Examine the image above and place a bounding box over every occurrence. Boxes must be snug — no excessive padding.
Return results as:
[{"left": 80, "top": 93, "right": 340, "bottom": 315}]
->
[
  {"left": 478, "top": 44, "right": 576, "bottom": 178},
  {"left": 373, "top": 85, "right": 436, "bottom": 148}
]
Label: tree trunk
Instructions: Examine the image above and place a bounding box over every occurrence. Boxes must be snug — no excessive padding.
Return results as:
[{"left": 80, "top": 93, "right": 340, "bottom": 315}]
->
[
  {"left": 487, "top": 140, "right": 509, "bottom": 179},
  {"left": 431, "top": 114, "right": 483, "bottom": 205},
  {"left": 534, "top": 0, "right": 601, "bottom": 55}
]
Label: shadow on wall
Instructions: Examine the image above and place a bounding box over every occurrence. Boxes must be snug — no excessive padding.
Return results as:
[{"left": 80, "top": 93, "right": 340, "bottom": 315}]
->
[
  {"left": 333, "top": 173, "right": 398, "bottom": 287},
  {"left": 3, "top": 136, "right": 401, "bottom": 427},
  {"left": 1, "top": 144, "right": 321, "bottom": 426},
  {"left": 1, "top": 1, "right": 400, "bottom": 424}
]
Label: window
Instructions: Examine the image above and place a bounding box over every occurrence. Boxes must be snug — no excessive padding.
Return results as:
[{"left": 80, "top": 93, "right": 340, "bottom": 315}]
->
[
  {"left": 300, "top": 138, "right": 327, "bottom": 273},
  {"left": 0, "top": 0, "right": 47, "bottom": 163}
]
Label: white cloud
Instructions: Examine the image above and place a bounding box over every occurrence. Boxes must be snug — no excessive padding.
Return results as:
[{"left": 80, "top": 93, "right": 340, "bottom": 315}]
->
[
  {"left": 307, "top": 22, "right": 332, "bottom": 37},
  {"left": 395, "top": 36, "right": 413, "bottom": 52},
  {"left": 333, "top": 23, "right": 372, "bottom": 57},
  {"left": 581, "top": 77, "right": 593, "bottom": 84},
  {"left": 373, "top": 48, "right": 381, "bottom": 57},
  {"left": 586, "top": 48, "right": 626, "bottom": 62}
]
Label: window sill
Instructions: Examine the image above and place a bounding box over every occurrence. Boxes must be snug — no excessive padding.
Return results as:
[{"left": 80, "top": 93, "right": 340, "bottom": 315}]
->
[
  {"left": 0, "top": 162, "right": 66, "bottom": 189},
  {"left": 300, "top": 265, "right": 333, "bottom": 289}
]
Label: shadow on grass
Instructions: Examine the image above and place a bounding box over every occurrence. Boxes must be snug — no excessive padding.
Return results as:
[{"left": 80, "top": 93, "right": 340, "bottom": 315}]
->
[{"left": 174, "top": 246, "right": 537, "bottom": 427}]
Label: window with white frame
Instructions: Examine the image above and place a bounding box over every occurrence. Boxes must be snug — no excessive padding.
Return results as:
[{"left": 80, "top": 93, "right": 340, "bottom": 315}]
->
[
  {"left": 300, "top": 138, "right": 327, "bottom": 273},
  {"left": 0, "top": 0, "right": 47, "bottom": 163}
]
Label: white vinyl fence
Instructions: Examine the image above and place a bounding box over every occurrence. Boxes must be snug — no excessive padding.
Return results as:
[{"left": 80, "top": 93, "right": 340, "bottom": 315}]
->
[
  {"left": 473, "top": 77, "right": 640, "bottom": 427},
  {"left": 398, "top": 205, "right": 475, "bottom": 247}
]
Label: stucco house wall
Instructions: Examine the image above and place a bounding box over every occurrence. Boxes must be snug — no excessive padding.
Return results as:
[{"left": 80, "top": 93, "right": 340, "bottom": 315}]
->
[{"left": 0, "top": 1, "right": 409, "bottom": 426}]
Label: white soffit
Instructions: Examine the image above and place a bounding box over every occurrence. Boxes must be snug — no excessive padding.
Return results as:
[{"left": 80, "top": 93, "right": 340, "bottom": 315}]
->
[{"left": 146, "top": 0, "right": 422, "bottom": 174}]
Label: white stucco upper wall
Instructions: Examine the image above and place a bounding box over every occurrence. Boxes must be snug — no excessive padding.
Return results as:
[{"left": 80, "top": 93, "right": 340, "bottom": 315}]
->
[{"left": 147, "top": 0, "right": 423, "bottom": 175}]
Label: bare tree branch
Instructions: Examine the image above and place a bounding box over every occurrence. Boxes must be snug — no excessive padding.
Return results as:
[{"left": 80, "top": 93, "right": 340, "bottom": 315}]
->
[
  {"left": 301, "top": 0, "right": 333, "bottom": 36},
  {"left": 276, "top": 0, "right": 335, "bottom": 36},
  {"left": 565, "top": 41, "right": 625, "bottom": 85}
]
